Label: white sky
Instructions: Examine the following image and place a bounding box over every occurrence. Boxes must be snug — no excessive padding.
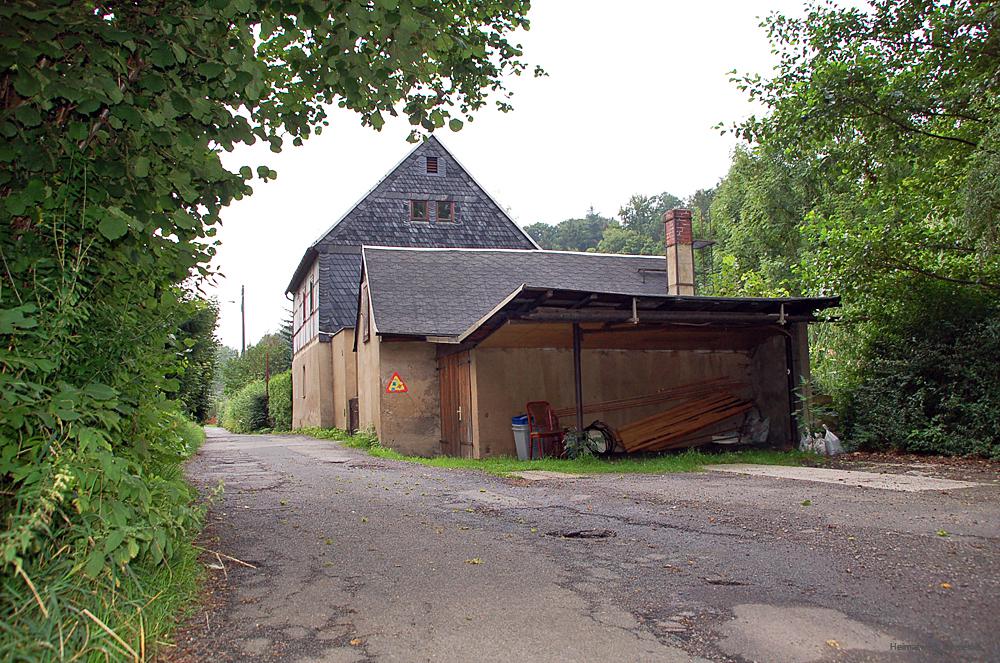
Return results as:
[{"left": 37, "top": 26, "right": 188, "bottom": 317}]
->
[{"left": 211, "top": 0, "right": 809, "bottom": 350}]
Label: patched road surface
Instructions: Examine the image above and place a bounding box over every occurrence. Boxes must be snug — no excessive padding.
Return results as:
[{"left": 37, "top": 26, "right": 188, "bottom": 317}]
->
[{"left": 167, "top": 428, "right": 1000, "bottom": 662}]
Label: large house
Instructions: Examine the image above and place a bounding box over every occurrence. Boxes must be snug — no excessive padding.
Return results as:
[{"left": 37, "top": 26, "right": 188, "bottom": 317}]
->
[
  {"left": 289, "top": 139, "right": 838, "bottom": 457},
  {"left": 286, "top": 136, "right": 538, "bottom": 430}
]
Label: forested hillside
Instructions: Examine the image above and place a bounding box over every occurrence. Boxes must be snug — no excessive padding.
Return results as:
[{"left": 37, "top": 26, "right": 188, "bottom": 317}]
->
[{"left": 526, "top": 0, "right": 999, "bottom": 458}]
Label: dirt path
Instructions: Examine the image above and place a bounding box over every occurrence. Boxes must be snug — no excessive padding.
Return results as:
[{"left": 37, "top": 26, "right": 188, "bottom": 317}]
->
[{"left": 164, "top": 428, "right": 1000, "bottom": 662}]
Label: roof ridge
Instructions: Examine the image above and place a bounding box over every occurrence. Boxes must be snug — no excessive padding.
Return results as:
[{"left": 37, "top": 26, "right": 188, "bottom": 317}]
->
[{"left": 361, "top": 245, "right": 664, "bottom": 259}]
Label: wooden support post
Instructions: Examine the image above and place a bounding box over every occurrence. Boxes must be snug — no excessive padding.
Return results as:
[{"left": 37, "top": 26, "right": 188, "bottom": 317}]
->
[
  {"left": 783, "top": 332, "right": 799, "bottom": 447},
  {"left": 573, "top": 322, "right": 584, "bottom": 432},
  {"left": 790, "top": 322, "right": 812, "bottom": 432}
]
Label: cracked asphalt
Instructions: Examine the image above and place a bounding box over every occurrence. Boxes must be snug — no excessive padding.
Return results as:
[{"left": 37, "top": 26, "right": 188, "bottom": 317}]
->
[{"left": 165, "top": 428, "right": 1000, "bottom": 662}]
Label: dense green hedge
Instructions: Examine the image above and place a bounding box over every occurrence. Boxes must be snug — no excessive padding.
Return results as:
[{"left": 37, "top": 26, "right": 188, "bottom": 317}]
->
[
  {"left": 844, "top": 292, "right": 1000, "bottom": 459},
  {"left": 222, "top": 380, "right": 269, "bottom": 434},
  {"left": 268, "top": 370, "right": 292, "bottom": 431}
]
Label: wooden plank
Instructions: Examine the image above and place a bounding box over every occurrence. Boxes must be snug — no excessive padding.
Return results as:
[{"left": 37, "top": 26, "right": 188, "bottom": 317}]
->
[{"left": 617, "top": 393, "right": 753, "bottom": 453}]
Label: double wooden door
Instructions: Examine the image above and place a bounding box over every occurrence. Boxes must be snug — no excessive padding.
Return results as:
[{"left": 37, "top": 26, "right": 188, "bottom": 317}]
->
[{"left": 439, "top": 351, "right": 473, "bottom": 457}]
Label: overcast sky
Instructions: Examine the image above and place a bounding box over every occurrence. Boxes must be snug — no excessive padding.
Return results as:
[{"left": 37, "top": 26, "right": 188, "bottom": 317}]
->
[{"left": 211, "top": 0, "right": 810, "bottom": 350}]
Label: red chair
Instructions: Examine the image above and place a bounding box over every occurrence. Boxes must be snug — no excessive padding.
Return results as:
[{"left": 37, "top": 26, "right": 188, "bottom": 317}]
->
[{"left": 526, "top": 401, "right": 564, "bottom": 459}]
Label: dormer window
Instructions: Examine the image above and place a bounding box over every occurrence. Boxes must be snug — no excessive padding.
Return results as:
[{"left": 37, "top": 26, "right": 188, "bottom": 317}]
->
[
  {"left": 436, "top": 201, "right": 455, "bottom": 223},
  {"left": 425, "top": 156, "right": 439, "bottom": 174},
  {"left": 409, "top": 200, "right": 429, "bottom": 222}
]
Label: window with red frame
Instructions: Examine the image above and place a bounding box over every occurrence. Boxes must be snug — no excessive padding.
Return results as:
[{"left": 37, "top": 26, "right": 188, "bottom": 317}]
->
[
  {"left": 436, "top": 201, "right": 455, "bottom": 223},
  {"left": 409, "top": 200, "right": 429, "bottom": 222}
]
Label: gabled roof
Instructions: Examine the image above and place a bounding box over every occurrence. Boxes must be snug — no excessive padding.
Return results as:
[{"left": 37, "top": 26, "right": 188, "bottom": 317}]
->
[
  {"left": 362, "top": 247, "right": 670, "bottom": 337},
  {"left": 286, "top": 135, "right": 538, "bottom": 295},
  {"left": 361, "top": 247, "right": 840, "bottom": 342}
]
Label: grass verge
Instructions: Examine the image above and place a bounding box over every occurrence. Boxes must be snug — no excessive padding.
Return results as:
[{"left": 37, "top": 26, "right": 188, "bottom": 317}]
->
[
  {"left": 293, "top": 427, "right": 814, "bottom": 476},
  {"left": 0, "top": 412, "right": 207, "bottom": 662}
]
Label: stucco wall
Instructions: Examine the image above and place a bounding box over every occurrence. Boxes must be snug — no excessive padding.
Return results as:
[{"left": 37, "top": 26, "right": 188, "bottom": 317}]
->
[
  {"left": 330, "top": 328, "right": 358, "bottom": 430},
  {"left": 471, "top": 347, "right": 761, "bottom": 458},
  {"left": 357, "top": 332, "right": 382, "bottom": 439},
  {"left": 291, "top": 338, "right": 334, "bottom": 429},
  {"left": 377, "top": 342, "right": 441, "bottom": 457}
]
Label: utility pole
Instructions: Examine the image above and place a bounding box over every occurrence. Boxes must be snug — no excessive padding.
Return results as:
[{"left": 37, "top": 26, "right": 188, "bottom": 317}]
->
[{"left": 240, "top": 284, "right": 246, "bottom": 355}]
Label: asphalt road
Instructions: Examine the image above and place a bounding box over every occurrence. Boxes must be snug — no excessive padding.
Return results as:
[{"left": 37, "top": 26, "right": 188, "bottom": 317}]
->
[{"left": 166, "top": 428, "right": 999, "bottom": 662}]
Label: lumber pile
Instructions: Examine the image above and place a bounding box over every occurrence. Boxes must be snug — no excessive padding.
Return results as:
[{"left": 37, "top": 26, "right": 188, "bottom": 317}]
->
[
  {"left": 551, "top": 377, "right": 744, "bottom": 418},
  {"left": 617, "top": 393, "right": 753, "bottom": 453}
]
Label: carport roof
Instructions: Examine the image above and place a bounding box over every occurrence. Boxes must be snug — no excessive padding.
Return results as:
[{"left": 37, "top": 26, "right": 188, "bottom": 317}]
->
[{"left": 362, "top": 247, "right": 839, "bottom": 342}]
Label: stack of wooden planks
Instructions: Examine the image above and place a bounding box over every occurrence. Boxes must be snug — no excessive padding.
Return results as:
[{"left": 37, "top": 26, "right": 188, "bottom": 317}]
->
[
  {"left": 617, "top": 392, "right": 753, "bottom": 453},
  {"left": 551, "top": 377, "right": 745, "bottom": 419}
]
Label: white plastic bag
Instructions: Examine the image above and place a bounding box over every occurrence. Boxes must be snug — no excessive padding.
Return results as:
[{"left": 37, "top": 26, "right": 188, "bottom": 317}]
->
[{"left": 823, "top": 425, "right": 844, "bottom": 456}]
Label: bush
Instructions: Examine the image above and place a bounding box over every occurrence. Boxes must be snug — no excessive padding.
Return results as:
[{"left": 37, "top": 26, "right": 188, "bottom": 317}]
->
[
  {"left": 844, "top": 292, "right": 1000, "bottom": 458},
  {"left": 268, "top": 370, "right": 292, "bottom": 431},
  {"left": 222, "top": 380, "right": 269, "bottom": 433}
]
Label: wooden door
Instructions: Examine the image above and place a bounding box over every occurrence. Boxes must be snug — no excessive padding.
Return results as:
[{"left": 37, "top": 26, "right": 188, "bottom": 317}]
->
[{"left": 439, "top": 352, "right": 473, "bottom": 457}]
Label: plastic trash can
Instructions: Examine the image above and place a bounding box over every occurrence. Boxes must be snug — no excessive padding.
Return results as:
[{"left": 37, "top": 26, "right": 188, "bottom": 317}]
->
[{"left": 511, "top": 415, "right": 530, "bottom": 460}]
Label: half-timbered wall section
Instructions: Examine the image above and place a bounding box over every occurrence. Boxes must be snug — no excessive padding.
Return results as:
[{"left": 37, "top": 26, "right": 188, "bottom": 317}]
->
[{"left": 292, "top": 259, "right": 319, "bottom": 354}]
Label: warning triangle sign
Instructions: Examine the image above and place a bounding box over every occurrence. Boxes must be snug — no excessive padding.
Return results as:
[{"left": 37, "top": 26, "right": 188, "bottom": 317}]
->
[{"left": 386, "top": 372, "right": 408, "bottom": 393}]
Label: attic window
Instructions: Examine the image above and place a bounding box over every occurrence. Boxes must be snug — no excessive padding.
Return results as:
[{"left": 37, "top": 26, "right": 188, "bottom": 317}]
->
[
  {"left": 425, "top": 156, "right": 439, "bottom": 174},
  {"left": 409, "top": 200, "right": 429, "bottom": 222},
  {"left": 436, "top": 201, "right": 455, "bottom": 223}
]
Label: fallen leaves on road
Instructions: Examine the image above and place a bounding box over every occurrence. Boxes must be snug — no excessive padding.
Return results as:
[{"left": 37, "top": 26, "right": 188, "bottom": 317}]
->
[
  {"left": 826, "top": 640, "right": 840, "bottom": 649},
  {"left": 465, "top": 558, "right": 483, "bottom": 565},
  {"left": 349, "top": 638, "right": 363, "bottom": 646},
  {"left": 940, "top": 582, "right": 952, "bottom": 590}
]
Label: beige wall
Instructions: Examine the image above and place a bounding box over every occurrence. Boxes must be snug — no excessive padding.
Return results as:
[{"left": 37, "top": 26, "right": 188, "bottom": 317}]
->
[
  {"left": 357, "top": 329, "right": 382, "bottom": 439},
  {"left": 330, "top": 328, "right": 358, "bottom": 430},
  {"left": 291, "top": 338, "right": 335, "bottom": 429},
  {"left": 471, "top": 346, "right": 776, "bottom": 458},
  {"left": 353, "top": 329, "right": 800, "bottom": 458},
  {"left": 377, "top": 342, "right": 441, "bottom": 457}
]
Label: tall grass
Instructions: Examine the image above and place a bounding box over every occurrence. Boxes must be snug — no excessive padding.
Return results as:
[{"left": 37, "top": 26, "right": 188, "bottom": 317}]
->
[{"left": 0, "top": 412, "right": 205, "bottom": 662}]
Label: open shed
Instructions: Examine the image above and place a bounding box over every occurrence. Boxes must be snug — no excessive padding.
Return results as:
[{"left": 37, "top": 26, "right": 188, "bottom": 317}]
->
[{"left": 354, "top": 244, "right": 838, "bottom": 458}]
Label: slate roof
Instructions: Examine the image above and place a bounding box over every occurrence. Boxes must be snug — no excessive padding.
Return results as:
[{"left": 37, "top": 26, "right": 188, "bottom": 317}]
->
[
  {"left": 287, "top": 136, "right": 538, "bottom": 336},
  {"left": 317, "top": 252, "right": 363, "bottom": 334},
  {"left": 363, "top": 247, "right": 670, "bottom": 337}
]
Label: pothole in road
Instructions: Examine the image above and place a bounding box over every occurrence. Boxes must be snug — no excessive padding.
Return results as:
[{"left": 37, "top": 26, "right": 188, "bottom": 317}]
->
[{"left": 546, "top": 528, "right": 617, "bottom": 539}]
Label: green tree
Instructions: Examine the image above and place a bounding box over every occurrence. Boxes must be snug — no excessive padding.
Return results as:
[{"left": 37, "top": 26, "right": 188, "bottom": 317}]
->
[
  {"left": 221, "top": 333, "right": 292, "bottom": 395},
  {"left": 725, "top": 0, "right": 1000, "bottom": 454},
  {"left": 707, "top": 147, "right": 815, "bottom": 297},
  {"left": 525, "top": 208, "right": 614, "bottom": 251},
  {"left": 618, "top": 192, "right": 682, "bottom": 242},
  {"left": 174, "top": 296, "right": 220, "bottom": 422},
  {"left": 1, "top": 1, "right": 538, "bottom": 657},
  {"left": 735, "top": 0, "right": 999, "bottom": 306},
  {"left": 523, "top": 221, "right": 559, "bottom": 248}
]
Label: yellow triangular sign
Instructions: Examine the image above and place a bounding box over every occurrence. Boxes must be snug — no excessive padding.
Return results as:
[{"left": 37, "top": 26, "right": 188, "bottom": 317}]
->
[{"left": 386, "top": 372, "right": 408, "bottom": 393}]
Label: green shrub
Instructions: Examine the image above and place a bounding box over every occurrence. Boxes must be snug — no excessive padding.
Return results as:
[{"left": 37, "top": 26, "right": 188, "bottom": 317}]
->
[
  {"left": 268, "top": 370, "right": 292, "bottom": 431},
  {"left": 222, "top": 380, "right": 269, "bottom": 433},
  {"left": 844, "top": 292, "right": 1000, "bottom": 458}
]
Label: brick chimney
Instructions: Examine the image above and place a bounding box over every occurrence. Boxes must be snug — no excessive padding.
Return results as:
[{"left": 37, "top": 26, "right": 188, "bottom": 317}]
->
[{"left": 664, "top": 208, "right": 695, "bottom": 295}]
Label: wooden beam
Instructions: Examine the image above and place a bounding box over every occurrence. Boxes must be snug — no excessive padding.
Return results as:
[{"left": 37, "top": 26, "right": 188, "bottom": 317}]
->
[{"left": 521, "top": 310, "right": 816, "bottom": 324}]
